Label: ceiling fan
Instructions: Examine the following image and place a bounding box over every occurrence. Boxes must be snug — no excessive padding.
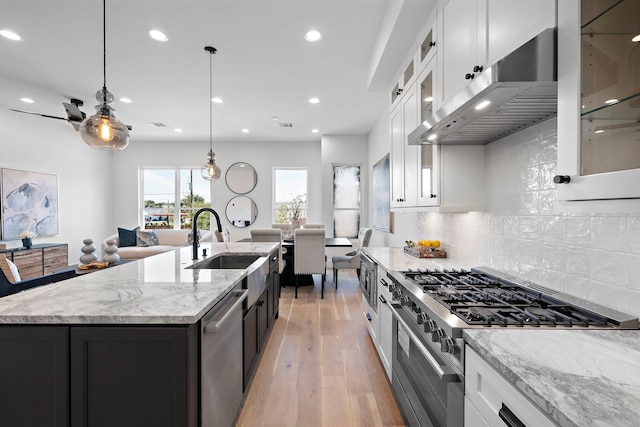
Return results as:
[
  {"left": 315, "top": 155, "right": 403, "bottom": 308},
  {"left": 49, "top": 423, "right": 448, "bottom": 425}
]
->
[{"left": 9, "top": 98, "right": 87, "bottom": 131}]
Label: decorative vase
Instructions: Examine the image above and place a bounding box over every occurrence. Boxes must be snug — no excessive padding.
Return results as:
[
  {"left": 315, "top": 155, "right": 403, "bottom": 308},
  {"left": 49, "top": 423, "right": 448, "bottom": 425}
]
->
[
  {"left": 21, "top": 238, "right": 32, "bottom": 249},
  {"left": 80, "top": 238, "right": 98, "bottom": 264},
  {"left": 103, "top": 240, "right": 120, "bottom": 265},
  {"left": 291, "top": 219, "right": 300, "bottom": 232}
]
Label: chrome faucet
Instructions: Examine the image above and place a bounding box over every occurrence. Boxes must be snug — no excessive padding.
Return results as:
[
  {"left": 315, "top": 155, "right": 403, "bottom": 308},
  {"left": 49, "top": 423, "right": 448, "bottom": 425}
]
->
[{"left": 192, "top": 207, "right": 223, "bottom": 260}]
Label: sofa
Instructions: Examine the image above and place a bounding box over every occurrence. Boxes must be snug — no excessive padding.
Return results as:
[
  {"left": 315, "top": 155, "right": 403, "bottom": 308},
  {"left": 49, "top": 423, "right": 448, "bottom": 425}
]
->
[{"left": 102, "top": 229, "right": 214, "bottom": 261}]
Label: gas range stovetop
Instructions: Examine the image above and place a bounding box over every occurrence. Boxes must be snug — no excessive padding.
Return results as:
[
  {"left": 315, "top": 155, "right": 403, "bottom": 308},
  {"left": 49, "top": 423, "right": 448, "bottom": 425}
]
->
[{"left": 398, "top": 267, "right": 639, "bottom": 329}]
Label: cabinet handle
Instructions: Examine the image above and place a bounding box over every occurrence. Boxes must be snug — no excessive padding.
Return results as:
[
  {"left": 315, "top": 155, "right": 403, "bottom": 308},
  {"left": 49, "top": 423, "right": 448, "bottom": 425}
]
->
[
  {"left": 430, "top": 193, "right": 437, "bottom": 198},
  {"left": 203, "top": 290, "right": 248, "bottom": 334},
  {"left": 429, "top": 41, "right": 436, "bottom": 46},
  {"left": 473, "top": 65, "right": 484, "bottom": 73},
  {"left": 465, "top": 73, "right": 475, "bottom": 80},
  {"left": 379, "top": 295, "right": 387, "bottom": 304},
  {"left": 498, "top": 403, "right": 526, "bottom": 427},
  {"left": 553, "top": 175, "right": 571, "bottom": 184}
]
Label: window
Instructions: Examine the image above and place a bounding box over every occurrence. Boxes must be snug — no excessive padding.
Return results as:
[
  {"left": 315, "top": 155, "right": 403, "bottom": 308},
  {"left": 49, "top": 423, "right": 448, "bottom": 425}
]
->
[
  {"left": 273, "top": 168, "right": 307, "bottom": 224},
  {"left": 333, "top": 165, "right": 360, "bottom": 238},
  {"left": 142, "top": 168, "right": 212, "bottom": 230}
]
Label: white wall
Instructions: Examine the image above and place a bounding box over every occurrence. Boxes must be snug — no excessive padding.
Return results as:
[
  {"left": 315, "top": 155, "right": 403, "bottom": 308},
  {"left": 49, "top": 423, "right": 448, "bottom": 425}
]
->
[
  {"left": 372, "top": 117, "right": 640, "bottom": 318},
  {"left": 110, "top": 139, "right": 322, "bottom": 242},
  {"left": 0, "top": 86, "right": 112, "bottom": 261}
]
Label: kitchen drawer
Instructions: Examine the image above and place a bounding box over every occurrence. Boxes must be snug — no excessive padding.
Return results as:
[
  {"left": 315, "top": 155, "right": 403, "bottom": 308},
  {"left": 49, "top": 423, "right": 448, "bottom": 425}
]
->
[{"left": 465, "top": 345, "right": 557, "bottom": 427}]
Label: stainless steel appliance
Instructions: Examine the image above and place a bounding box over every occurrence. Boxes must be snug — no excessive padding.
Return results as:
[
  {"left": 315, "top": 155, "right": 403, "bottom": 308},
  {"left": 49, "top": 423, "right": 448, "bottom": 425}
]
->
[
  {"left": 359, "top": 252, "right": 377, "bottom": 312},
  {"left": 386, "top": 266, "right": 639, "bottom": 427},
  {"left": 201, "top": 287, "right": 248, "bottom": 427}
]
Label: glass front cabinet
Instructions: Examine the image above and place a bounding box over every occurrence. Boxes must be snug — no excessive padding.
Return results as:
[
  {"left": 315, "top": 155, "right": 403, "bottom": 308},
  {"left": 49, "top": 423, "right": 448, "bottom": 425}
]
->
[{"left": 557, "top": 0, "right": 640, "bottom": 205}]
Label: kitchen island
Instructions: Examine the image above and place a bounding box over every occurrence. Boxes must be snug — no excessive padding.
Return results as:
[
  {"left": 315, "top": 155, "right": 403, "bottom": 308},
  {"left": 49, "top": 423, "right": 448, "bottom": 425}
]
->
[
  {"left": 465, "top": 329, "right": 640, "bottom": 427},
  {"left": 0, "top": 242, "right": 278, "bottom": 427}
]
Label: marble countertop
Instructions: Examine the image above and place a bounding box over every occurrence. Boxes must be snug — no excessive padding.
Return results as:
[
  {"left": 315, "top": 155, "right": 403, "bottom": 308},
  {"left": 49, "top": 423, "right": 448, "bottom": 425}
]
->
[
  {"left": 0, "top": 242, "right": 277, "bottom": 325},
  {"left": 464, "top": 329, "right": 640, "bottom": 427},
  {"left": 363, "top": 247, "right": 467, "bottom": 271}
]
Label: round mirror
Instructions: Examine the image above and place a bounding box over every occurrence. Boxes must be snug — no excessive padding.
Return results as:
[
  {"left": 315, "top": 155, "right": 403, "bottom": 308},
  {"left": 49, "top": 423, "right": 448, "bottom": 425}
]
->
[
  {"left": 226, "top": 196, "right": 258, "bottom": 228},
  {"left": 225, "top": 162, "right": 257, "bottom": 194}
]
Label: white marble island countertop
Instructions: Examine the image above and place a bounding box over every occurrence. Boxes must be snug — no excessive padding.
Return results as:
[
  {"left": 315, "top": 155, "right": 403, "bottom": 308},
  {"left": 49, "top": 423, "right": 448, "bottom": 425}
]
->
[
  {"left": 0, "top": 242, "right": 277, "bottom": 325},
  {"left": 364, "top": 247, "right": 467, "bottom": 271},
  {"left": 464, "top": 329, "right": 640, "bottom": 427}
]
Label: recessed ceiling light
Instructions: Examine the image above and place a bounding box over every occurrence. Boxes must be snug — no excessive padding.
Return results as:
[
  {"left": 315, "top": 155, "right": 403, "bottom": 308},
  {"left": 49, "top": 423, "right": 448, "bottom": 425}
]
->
[
  {"left": 475, "top": 100, "right": 491, "bottom": 110},
  {"left": 241, "top": 128, "right": 250, "bottom": 133},
  {"left": 308, "top": 97, "right": 320, "bottom": 104},
  {"left": 119, "top": 97, "right": 133, "bottom": 103},
  {"left": 311, "top": 129, "right": 319, "bottom": 133},
  {"left": 174, "top": 128, "right": 183, "bottom": 133},
  {"left": 594, "top": 129, "right": 605, "bottom": 134},
  {"left": 633, "top": 34, "right": 640, "bottom": 42},
  {"left": 0, "top": 30, "right": 22, "bottom": 41},
  {"left": 212, "top": 97, "right": 223, "bottom": 104},
  {"left": 604, "top": 98, "right": 619, "bottom": 105},
  {"left": 149, "top": 30, "right": 168, "bottom": 42},
  {"left": 20, "top": 97, "right": 34, "bottom": 103},
  {"left": 271, "top": 116, "right": 279, "bottom": 121},
  {"left": 305, "top": 30, "right": 322, "bottom": 42}
]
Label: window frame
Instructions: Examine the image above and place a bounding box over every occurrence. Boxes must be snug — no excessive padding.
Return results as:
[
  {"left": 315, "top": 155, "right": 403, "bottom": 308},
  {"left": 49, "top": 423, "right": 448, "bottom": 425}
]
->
[
  {"left": 272, "top": 167, "right": 309, "bottom": 224},
  {"left": 332, "top": 163, "right": 362, "bottom": 238}
]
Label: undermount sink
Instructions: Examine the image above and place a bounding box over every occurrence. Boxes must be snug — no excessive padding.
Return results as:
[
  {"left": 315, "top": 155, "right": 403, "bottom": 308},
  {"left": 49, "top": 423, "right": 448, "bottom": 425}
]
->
[{"left": 186, "top": 254, "right": 261, "bottom": 270}]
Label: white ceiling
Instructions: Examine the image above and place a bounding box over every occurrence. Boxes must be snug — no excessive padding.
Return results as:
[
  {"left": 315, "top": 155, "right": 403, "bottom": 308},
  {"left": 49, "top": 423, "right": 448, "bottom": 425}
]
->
[{"left": 0, "top": 0, "right": 432, "bottom": 144}]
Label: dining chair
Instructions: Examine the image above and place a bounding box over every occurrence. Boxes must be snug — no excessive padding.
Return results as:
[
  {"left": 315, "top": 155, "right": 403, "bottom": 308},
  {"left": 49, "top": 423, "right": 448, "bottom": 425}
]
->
[
  {"left": 301, "top": 223, "right": 324, "bottom": 229},
  {"left": 331, "top": 227, "right": 372, "bottom": 289},
  {"left": 293, "top": 228, "right": 326, "bottom": 298},
  {"left": 251, "top": 228, "right": 287, "bottom": 278}
]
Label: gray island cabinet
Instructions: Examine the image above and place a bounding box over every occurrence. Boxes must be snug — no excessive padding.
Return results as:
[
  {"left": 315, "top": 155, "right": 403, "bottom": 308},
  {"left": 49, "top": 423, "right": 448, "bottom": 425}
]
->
[{"left": 0, "top": 242, "right": 279, "bottom": 427}]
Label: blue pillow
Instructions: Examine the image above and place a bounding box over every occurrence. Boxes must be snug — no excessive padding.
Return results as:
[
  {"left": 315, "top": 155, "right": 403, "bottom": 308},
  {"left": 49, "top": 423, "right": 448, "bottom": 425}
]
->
[{"left": 118, "top": 227, "right": 139, "bottom": 247}]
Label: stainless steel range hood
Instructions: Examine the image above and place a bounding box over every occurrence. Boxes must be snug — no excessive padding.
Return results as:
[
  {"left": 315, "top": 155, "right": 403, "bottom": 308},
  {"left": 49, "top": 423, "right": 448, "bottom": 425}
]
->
[{"left": 408, "top": 27, "right": 557, "bottom": 146}]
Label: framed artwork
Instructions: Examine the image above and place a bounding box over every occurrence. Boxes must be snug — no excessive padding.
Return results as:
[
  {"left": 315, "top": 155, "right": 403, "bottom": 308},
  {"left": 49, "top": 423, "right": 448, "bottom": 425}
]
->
[
  {"left": 1, "top": 168, "right": 59, "bottom": 239},
  {"left": 372, "top": 154, "right": 393, "bottom": 233}
]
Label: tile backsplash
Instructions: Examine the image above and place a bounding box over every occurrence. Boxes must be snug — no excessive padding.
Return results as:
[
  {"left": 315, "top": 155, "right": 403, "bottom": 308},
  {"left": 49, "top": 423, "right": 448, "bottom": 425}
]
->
[{"left": 418, "top": 117, "right": 640, "bottom": 319}]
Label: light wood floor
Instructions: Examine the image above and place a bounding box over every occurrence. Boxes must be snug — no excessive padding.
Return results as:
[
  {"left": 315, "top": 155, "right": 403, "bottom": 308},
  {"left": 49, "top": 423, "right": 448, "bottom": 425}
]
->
[{"left": 236, "top": 270, "right": 407, "bottom": 427}]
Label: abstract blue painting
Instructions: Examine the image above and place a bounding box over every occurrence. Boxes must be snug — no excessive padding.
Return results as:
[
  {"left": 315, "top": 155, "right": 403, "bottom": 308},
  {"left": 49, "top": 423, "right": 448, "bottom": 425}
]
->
[{"left": 1, "top": 168, "right": 59, "bottom": 239}]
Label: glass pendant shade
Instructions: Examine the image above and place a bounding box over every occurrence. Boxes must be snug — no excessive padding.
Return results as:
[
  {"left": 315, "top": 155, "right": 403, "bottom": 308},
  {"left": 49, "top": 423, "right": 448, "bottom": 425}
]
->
[
  {"left": 201, "top": 150, "right": 222, "bottom": 180},
  {"left": 80, "top": 88, "right": 129, "bottom": 150}
]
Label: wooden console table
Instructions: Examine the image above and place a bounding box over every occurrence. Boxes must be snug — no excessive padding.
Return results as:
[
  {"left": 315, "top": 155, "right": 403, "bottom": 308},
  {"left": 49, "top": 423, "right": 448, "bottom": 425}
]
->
[{"left": 0, "top": 244, "right": 68, "bottom": 280}]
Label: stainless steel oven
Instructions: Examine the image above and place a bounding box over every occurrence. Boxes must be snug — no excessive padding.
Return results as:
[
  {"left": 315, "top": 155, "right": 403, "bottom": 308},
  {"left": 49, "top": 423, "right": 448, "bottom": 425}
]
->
[
  {"left": 389, "top": 300, "right": 463, "bottom": 427},
  {"left": 359, "top": 252, "right": 377, "bottom": 312},
  {"left": 385, "top": 267, "right": 638, "bottom": 427}
]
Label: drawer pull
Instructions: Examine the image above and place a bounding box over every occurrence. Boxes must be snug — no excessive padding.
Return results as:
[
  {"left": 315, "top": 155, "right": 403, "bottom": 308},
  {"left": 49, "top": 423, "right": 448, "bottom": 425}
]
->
[{"left": 498, "top": 403, "right": 526, "bottom": 427}]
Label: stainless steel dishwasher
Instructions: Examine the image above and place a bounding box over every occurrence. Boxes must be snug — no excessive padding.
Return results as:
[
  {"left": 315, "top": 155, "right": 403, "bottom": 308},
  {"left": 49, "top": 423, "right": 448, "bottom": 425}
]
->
[{"left": 201, "top": 286, "right": 248, "bottom": 427}]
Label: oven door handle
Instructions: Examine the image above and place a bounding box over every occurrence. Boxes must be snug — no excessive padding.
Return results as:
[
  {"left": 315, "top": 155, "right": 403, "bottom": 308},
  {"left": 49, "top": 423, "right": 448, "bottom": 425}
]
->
[{"left": 388, "top": 303, "right": 460, "bottom": 383}]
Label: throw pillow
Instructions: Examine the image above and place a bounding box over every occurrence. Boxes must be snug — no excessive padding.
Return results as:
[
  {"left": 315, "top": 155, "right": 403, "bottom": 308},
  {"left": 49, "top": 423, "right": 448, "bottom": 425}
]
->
[
  {"left": 136, "top": 230, "right": 159, "bottom": 247},
  {"left": 0, "top": 255, "right": 21, "bottom": 284},
  {"left": 118, "top": 227, "right": 139, "bottom": 247}
]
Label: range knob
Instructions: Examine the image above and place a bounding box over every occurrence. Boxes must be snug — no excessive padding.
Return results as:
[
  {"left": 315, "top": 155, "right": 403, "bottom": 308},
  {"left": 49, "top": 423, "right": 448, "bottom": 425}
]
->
[
  {"left": 400, "top": 295, "right": 411, "bottom": 307},
  {"left": 431, "top": 328, "right": 444, "bottom": 343},
  {"left": 417, "top": 312, "right": 428, "bottom": 324},
  {"left": 392, "top": 289, "right": 403, "bottom": 300},
  {"left": 440, "top": 337, "right": 457, "bottom": 354},
  {"left": 425, "top": 319, "right": 437, "bottom": 332}
]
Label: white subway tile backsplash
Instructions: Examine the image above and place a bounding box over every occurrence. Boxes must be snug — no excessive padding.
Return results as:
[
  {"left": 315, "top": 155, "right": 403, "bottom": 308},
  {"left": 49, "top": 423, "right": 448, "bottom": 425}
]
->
[{"left": 415, "top": 118, "right": 640, "bottom": 318}]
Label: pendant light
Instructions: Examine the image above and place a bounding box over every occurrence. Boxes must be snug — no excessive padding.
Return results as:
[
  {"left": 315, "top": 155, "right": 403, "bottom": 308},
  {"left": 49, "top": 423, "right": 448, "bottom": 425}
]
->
[
  {"left": 79, "top": 0, "right": 130, "bottom": 150},
  {"left": 201, "top": 46, "right": 222, "bottom": 180}
]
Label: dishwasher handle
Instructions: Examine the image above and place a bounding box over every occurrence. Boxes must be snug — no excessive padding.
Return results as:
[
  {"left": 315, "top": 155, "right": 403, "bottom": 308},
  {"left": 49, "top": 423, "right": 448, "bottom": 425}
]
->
[
  {"left": 498, "top": 403, "right": 526, "bottom": 427},
  {"left": 203, "top": 289, "right": 248, "bottom": 334}
]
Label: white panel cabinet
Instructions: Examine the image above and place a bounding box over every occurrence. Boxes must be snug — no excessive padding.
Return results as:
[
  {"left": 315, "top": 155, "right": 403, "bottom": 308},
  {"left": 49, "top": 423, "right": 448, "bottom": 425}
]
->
[
  {"left": 438, "top": 0, "right": 556, "bottom": 107},
  {"left": 376, "top": 266, "right": 393, "bottom": 380},
  {"left": 390, "top": 81, "right": 419, "bottom": 209},
  {"left": 465, "top": 346, "right": 557, "bottom": 427},
  {"left": 556, "top": 0, "right": 640, "bottom": 207}
]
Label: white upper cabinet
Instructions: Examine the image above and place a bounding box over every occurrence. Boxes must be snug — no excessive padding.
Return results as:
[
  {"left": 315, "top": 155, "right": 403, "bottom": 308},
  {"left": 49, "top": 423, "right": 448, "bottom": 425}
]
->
[
  {"left": 438, "top": 0, "right": 556, "bottom": 106},
  {"left": 391, "top": 80, "right": 419, "bottom": 209},
  {"left": 556, "top": 0, "right": 640, "bottom": 206}
]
